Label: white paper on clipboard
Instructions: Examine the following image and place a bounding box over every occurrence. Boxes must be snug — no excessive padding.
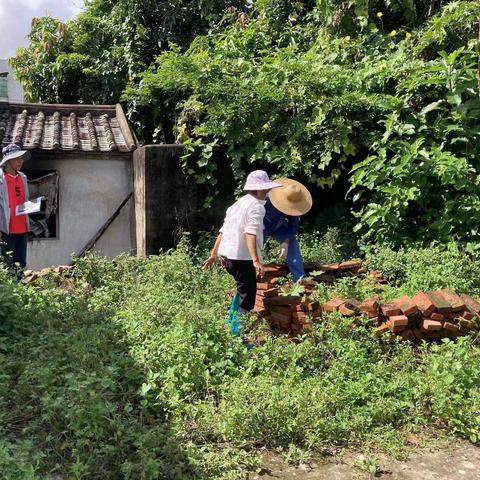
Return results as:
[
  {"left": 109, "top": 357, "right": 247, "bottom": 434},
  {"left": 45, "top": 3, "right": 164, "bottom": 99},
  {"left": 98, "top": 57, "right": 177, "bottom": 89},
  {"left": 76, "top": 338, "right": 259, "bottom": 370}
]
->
[{"left": 15, "top": 197, "right": 44, "bottom": 216}]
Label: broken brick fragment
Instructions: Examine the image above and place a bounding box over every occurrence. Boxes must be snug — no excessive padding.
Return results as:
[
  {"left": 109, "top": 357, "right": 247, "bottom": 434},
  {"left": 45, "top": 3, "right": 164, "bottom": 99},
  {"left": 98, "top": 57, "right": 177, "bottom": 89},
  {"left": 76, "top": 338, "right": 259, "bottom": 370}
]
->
[
  {"left": 374, "top": 323, "right": 390, "bottom": 337},
  {"left": 323, "top": 298, "right": 346, "bottom": 313},
  {"left": 338, "top": 304, "right": 355, "bottom": 317}
]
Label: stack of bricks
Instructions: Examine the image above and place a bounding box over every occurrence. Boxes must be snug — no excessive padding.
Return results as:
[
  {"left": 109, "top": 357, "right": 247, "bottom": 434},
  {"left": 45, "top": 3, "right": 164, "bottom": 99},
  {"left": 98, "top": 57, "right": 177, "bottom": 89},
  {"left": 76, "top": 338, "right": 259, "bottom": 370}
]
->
[
  {"left": 323, "top": 289, "right": 480, "bottom": 341},
  {"left": 253, "top": 265, "right": 320, "bottom": 334},
  {"left": 253, "top": 262, "right": 362, "bottom": 335}
]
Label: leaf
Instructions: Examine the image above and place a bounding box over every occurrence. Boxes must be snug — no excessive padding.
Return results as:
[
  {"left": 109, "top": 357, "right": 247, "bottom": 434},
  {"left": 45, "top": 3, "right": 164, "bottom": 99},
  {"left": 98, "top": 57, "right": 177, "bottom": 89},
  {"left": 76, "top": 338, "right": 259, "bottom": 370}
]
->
[{"left": 419, "top": 101, "right": 444, "bottom": 115}]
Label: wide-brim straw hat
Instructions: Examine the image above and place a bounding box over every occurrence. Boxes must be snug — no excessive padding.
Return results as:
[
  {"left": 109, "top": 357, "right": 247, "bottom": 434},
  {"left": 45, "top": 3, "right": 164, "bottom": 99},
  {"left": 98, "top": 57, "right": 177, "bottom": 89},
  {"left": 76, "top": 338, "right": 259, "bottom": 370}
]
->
[
  {"left": 269, "top": 178, "right": 312, "bottom": 216},
  {"left": 243, "top": 170, "right": 282, "bottom": 191},
  {"left": 0, "top": 144, "right": 31, "bottom": 167}
]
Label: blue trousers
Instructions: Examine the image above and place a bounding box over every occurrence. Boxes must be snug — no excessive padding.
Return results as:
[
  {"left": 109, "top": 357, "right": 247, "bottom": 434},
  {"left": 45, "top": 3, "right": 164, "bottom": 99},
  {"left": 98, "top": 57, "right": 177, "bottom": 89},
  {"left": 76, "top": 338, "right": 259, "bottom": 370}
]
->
[
  {"left": 0, "top": 232, "right": 28, "bottom": 270},
  {"left": 267, "top": 235, "right": 306, "bottom": 282}
]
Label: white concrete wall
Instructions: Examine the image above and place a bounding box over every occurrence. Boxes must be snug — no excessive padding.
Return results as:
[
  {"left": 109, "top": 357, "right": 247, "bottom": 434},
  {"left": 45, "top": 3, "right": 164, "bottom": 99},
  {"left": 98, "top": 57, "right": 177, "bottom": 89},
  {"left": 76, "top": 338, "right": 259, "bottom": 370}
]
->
[
  {"left": 0, "top": 59, "right": 24, "bottom": 102},
  {"left": 26, "top": 156, "right": 135, "bottom": 270}
]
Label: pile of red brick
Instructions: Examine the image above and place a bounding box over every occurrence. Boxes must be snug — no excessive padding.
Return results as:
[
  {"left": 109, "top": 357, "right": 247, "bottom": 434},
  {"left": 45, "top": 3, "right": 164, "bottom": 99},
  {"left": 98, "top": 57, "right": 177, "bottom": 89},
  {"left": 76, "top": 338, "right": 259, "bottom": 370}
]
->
[
  {"left": 253, "top": 262, "right": 363, "bottom": 335},
  {"left": 324, "top": 289, "right": 480, "bottom": 341}
]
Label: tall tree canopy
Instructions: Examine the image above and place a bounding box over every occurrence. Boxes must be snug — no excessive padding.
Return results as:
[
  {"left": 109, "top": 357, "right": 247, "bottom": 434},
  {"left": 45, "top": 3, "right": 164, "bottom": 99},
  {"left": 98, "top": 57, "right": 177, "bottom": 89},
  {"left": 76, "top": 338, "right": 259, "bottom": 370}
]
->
[{"left": 10, "top": 0, "right": 247, "bottom": 103}]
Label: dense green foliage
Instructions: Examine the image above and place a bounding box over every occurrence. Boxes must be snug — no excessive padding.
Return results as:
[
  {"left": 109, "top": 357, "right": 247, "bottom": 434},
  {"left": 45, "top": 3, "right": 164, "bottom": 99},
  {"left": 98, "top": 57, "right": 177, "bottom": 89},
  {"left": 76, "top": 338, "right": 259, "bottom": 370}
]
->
[
  {"left": 10, "top": 0, "right": 246, "bottom": 104},
  {"left": 123, "top": 0, "right": 480, "bottom": 246},
  {"left": 1, "top": 242, "right": 480, "bottom": 478}
]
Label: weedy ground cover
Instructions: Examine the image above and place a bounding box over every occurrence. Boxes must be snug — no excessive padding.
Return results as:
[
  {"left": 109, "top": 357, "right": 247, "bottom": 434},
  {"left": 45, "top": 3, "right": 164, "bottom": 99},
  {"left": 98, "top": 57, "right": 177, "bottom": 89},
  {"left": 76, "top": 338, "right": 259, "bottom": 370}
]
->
[{"left": 1, "top": 239, "right": 480, "bottom": 479}]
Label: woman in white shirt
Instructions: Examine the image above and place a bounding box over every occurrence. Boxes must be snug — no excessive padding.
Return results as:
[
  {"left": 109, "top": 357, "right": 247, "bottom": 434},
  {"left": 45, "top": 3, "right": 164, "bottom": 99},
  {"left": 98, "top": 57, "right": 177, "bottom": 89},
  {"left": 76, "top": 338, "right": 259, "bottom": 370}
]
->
[{"left": 203, "top": 171, "right": 281, "bottom": 334}]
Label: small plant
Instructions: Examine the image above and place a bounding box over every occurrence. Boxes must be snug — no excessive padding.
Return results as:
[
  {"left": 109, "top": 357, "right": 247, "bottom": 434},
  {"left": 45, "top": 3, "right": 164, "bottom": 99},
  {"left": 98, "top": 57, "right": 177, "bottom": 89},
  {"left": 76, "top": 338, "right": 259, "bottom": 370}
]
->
[
  {"left": 279, "top": 281, "right": 305, "bottom": 297},
  {"left": 356, "top": 453, "right": 381, "bottom": 477}
]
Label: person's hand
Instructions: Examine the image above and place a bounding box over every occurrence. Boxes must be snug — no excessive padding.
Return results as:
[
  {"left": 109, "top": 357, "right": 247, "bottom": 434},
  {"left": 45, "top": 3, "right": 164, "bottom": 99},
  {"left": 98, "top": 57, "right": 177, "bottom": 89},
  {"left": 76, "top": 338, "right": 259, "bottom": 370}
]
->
[
  {"left": 253, "top": 260, "right": 264, "bottom": 279},
  {"left": 203, "top": 254, "right": 218, "bottom": 270},
  {"left": 277, "top": 241, "right": 289, "bottom": 260}
]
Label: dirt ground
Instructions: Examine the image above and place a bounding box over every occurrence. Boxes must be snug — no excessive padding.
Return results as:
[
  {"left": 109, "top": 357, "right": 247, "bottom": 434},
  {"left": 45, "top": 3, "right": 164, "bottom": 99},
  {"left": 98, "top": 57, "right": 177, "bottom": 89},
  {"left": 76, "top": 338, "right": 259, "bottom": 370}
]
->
[{"left": 249, "top": 442, "right": 480, "bottom": 479}]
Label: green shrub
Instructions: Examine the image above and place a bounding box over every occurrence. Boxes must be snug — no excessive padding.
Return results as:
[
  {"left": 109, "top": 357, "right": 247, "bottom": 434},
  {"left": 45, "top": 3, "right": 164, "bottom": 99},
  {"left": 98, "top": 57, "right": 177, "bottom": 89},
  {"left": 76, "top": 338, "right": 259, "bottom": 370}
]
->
[
  {"left": 365, "top": 244, "right": 480, "bottom": 296},
  {"left": 1, "top": 245, "right": 480, "bottom": 478}
]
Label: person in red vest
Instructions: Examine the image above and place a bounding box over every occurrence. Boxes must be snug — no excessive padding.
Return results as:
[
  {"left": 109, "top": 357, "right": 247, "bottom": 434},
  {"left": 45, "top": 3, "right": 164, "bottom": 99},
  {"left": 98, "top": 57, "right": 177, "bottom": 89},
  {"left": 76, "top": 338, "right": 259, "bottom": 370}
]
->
[{"left": 0, "top": 144, "right": 31, "bottom": 271}]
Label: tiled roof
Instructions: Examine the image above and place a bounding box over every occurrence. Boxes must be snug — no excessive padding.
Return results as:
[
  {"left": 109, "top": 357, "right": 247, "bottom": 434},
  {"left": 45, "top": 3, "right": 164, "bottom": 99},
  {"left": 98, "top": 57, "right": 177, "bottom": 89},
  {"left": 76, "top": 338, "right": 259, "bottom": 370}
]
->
[{"left": 0, "top": 102, "right": 137, "bottom": 153}]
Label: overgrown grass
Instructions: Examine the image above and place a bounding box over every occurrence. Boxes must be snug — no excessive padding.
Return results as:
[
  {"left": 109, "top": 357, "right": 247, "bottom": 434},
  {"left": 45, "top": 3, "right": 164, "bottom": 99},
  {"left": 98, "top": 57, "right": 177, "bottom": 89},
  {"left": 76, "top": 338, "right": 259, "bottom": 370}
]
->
[{"left": 1, "top": 241, "right": 480, "bottom": 479}]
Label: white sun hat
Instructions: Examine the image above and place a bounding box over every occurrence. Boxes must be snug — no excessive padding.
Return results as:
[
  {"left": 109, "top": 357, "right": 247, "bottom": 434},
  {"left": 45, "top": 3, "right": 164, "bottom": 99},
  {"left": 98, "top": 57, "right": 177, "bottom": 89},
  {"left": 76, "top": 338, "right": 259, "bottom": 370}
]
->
[
  {"left": 243, "top": 170, "right": 282, "bottom": 191},
  {"left": 0, "top": 144, "right": 31, "bottom": 167}
]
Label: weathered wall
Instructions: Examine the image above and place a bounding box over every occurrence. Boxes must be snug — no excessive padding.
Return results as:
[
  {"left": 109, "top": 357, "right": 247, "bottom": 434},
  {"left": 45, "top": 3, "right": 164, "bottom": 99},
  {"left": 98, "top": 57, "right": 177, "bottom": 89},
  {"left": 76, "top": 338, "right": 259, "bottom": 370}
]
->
[
  {"left": 26, "top": 154, "right": 135, "bottom": 270},
  {"left": 134, "top": 145, "right": 235, "bottom": 256}
]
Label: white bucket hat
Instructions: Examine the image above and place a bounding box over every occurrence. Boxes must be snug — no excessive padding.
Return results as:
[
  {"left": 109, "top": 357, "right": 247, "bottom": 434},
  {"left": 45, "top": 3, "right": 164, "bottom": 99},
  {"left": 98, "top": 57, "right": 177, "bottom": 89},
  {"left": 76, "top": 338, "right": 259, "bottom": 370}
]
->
[
  {"left": 0, "top": 144, "right": 31, "bottom": 168},
  {"left": 243, "top": 170, "right": 282, "bottom": 191}
]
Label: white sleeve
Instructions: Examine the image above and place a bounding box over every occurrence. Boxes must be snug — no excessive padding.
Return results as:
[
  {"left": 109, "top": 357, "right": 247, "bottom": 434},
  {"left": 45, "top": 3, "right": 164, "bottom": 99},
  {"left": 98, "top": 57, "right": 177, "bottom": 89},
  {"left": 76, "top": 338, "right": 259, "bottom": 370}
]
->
[
  {"left": 244, "top": 204, "right": 265, "bottom": 236},
  {"left": 219, "top": 205, "right": 232, "bottom": 234}
]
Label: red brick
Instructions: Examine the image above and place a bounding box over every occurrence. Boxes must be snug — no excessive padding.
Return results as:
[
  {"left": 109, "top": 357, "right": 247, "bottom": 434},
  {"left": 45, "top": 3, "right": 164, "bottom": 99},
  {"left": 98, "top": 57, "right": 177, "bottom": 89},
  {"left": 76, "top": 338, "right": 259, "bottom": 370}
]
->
[
  {"left": 269, "top": 295, "right": 302, "bottom": 306},
  {"left": 264, "top": 264, "right": 289, "bottom": 274},
  {"left": 374, "top": 323, "right": 390, "bottom": 336},
  {"left": 339, "top": 304, "right": 355, "bottom": 317},
  {"left": 256, "top": 282, "right": 272, "bottom": 290},
  {"left": 359, "top": 298, "right": 379, "bottom": 318},
  {"left": 443, "top": 321, "right": 459, "bottom": 333},
  {"left": 381, "top": 304, "right": 402, "bottom": 317},
  {"left": 461, "top": 311, "right": 475, "bottom": 321},
  {"left": 271, "top": 305, "right": 295, "bottom": 315},
  {"left": 323, "top": 298, "right": 346, "bottom": 313},
  {"left": 439, "top": 289, "right": 466, "bottom": 312},
  {"left": 426, "top": 291, "right": 453, "bottom": 313},
  {"left": 412, "top": 292, "right": 435, "bottom": 317},
  {"left": 394, "top": 295, "right": 419, "bottom": 317},
  {"left": 430, "top": 312, "right": 445, "bottom": 322},
  {"left": 262, "top": 288, "right": 279, "bottom": 298},
  {"left": 292, "top": 311, "right": 308, "bottom": 321},
  {"left": 421, "top": 319, "right": 442, "bottom": 332},
  {"left": 460, "top": 294, "right": 480, "bottom": 314},
  {"left": 300, "top": 301, "right": 320, "bottom": 312},
  {"left": 386, "top": 315, "right": 409, "bottom": 332},
  {"left": 338, "top": 260, "right": 363, "bottom": 271},
  {"left": 318, "top": 263, "right": 341, "bottom": 271}
]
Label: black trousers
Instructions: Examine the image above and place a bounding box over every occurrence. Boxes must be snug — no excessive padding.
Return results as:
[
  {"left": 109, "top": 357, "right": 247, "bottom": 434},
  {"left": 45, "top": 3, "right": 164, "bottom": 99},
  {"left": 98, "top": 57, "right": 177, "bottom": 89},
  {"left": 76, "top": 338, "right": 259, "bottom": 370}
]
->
[
  {"left": 0, "top": 232, "right": 28, "bottom": 270},
  {"left": 223, "top": 258, "right": 257, "bottom": 312}
]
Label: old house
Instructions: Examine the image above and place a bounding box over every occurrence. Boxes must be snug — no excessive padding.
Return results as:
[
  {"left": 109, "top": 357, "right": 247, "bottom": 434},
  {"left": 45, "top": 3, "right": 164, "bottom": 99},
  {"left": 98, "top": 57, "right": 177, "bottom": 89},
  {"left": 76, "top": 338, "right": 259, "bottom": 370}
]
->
[
  {"left": 0, "top": 59, "right": 24, "bottom": 102},
  {"left": 0, "top": 101, "right": 137, "bottom": 270}
]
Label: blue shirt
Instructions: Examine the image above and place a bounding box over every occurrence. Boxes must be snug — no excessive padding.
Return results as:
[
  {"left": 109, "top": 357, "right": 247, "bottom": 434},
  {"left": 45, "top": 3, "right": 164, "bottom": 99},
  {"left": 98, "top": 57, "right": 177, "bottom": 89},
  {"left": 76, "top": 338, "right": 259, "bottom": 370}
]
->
[{"left": 263, "top": 198, "right": 299, "bottom": 241}]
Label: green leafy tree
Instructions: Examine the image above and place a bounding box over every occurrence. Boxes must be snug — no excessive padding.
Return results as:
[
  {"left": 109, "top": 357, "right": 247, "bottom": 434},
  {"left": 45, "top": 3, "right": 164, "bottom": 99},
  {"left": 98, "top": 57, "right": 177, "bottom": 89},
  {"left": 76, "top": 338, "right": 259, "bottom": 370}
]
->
[
  {"left": 10, "top": 0, "right": 248, "bottom": 103},
  {"left": 124, "top": 0, "right": 480, "bottom": 247}
]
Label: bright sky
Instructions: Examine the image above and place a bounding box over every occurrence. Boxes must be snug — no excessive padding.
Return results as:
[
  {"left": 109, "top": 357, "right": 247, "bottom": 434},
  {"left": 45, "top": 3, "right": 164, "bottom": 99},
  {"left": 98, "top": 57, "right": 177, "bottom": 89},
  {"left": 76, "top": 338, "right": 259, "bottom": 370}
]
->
[{"left": 0, "top": 0, "right": 85, "bottom": 59}]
